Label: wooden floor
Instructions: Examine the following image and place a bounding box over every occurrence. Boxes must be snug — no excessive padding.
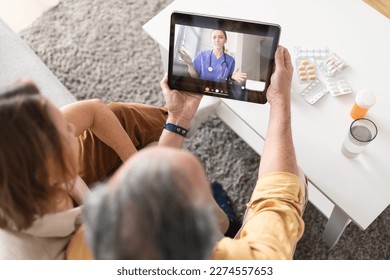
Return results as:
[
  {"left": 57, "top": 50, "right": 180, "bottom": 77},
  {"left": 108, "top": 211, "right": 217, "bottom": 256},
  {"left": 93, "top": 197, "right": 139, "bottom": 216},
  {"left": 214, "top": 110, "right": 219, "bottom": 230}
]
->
[{"left": 0, "top": 0, "right": 59, "bottom": 32}]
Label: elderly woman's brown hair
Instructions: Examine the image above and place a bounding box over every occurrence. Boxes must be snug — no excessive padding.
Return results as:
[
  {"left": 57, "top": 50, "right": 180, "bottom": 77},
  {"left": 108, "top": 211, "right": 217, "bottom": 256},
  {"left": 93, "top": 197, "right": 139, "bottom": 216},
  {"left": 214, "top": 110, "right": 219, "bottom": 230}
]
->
[{"left": 0, "top": 82, "right": 76, "bottom": 230}]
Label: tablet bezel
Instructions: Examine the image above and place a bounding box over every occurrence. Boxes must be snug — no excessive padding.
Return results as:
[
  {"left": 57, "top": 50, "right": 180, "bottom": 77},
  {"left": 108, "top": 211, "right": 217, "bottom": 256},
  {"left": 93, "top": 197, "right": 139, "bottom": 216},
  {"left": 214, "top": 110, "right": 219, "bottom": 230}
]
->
[{"left": 168, "top": 12, "right": 281, "bottom": 104}]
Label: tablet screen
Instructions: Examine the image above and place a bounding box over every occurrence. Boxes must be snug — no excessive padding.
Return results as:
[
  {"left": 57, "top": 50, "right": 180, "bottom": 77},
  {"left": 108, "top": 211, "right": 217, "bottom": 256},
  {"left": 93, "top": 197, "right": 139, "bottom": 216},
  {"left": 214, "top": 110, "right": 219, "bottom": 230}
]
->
[{"left": 168, "top": 12, "right": 281, "bottom": 104}]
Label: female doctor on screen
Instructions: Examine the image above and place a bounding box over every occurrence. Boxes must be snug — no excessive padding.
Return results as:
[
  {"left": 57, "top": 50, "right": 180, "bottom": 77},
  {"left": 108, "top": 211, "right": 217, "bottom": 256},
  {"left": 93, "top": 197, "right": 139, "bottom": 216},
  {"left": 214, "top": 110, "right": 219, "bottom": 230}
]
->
[{"left": 179, "top": 30, "right": 247, "bottom": 83}]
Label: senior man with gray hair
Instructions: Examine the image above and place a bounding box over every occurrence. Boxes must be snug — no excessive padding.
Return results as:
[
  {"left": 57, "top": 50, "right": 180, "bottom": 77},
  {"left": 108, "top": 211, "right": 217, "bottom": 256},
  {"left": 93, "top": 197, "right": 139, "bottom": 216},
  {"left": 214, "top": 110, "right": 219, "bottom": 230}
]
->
[{"left": 82, "top": 46, "right": 307, "bottom": 260}]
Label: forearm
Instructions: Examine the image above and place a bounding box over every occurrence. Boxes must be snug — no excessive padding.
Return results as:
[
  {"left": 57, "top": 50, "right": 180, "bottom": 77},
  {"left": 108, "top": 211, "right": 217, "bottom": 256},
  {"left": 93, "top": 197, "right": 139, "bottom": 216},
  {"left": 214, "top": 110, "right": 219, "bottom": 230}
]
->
[
  {"left": 259, "top": 102, "right": 298, "bottom": 177},
  {"left": 62, "top": 99, "right": 136, "bottom": 162},
  {"left": 158, "top": 74, "right": 202, "bottom": 148},
  {"left": 187, "top": 64, "right": 199, "bottom": 79},
  {"left": 90, "top": 106, "right": 137, "bottom": 162}
]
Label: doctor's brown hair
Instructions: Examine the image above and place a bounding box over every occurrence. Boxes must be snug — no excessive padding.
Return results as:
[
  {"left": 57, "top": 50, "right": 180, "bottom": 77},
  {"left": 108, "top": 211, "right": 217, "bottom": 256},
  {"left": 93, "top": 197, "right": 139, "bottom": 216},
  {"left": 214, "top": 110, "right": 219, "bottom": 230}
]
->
[{"left": 0, "top": 82, "right": 75, "bottom": 230}]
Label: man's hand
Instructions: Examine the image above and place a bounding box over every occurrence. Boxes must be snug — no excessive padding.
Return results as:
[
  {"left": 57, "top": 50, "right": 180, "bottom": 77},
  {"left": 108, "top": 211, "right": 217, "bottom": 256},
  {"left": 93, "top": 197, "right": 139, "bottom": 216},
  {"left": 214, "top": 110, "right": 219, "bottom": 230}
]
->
[
  {"left": 266, "top": 46, "right": 293, "bottom": 107},
  {"left": 160, "top": 74, "right": 202, "bottom": 128}
]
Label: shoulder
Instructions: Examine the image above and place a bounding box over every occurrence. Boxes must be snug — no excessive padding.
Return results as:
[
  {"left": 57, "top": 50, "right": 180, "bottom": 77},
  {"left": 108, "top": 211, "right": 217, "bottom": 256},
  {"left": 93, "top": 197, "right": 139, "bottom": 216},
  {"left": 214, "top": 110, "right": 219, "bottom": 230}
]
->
[
  {"left": 0, "top": 207, "right": 82, "bottom": 259},
  {"left": 197, "top": 50, "right": 210, "bottom": 58},
  {"left": 211, "top": 236, "right": 291, "bottom": 259},
  {"left": 194, "top": 50, "right": 209, "bottom": 65},
  {"left": 225, "top": 53, "right": 235, "bottom": 62},
  {"left": 211, "top": 238, "right": 247, "bottom": 259},
  {"left": 23, "top": 207, "right": 82, "bottom": 238}
]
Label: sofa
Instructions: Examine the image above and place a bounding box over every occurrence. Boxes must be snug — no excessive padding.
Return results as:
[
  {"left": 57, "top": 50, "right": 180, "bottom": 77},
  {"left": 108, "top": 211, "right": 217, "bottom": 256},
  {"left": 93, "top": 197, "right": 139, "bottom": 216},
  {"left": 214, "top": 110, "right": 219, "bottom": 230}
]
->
[{"left": 0, "top": 17, "right": 76, "bottom": 107}]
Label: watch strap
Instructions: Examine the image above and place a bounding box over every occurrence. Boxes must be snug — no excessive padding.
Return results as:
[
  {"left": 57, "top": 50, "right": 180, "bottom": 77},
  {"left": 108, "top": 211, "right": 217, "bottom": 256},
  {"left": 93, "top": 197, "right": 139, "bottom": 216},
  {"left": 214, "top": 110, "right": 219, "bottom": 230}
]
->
[{"left": 163, "top": 123, "right": 189, "bottom": 138}]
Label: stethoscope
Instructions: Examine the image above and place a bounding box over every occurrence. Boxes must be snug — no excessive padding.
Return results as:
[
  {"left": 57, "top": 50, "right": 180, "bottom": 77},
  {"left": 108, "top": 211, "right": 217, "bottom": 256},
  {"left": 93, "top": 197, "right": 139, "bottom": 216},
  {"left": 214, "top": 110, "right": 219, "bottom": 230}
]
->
[{"left": 207, "top": 50, "right": 228, "bottom": 73}]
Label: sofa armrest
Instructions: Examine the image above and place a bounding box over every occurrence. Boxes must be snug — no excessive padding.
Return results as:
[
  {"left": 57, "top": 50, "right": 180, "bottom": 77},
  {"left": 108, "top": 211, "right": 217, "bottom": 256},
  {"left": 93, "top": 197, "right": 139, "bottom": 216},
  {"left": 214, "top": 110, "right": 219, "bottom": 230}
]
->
[{"left": 0, "top": 17, "right": 76, "bottom": 108}]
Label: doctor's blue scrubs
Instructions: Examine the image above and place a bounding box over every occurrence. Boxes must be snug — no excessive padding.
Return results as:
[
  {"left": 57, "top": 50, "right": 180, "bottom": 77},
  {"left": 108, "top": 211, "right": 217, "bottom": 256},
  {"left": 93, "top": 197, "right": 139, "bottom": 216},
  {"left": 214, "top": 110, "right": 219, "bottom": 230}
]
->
[{"left": 193, "top": 50, "right": 235, "bottom": 82}]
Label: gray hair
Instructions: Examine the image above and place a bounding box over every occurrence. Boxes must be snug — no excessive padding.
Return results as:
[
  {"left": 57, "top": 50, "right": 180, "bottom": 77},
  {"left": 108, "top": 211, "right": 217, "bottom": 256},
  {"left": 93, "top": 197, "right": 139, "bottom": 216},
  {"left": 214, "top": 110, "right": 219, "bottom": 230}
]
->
[{"left": 83, "top": 157, "right": 219, "bottom": 259}]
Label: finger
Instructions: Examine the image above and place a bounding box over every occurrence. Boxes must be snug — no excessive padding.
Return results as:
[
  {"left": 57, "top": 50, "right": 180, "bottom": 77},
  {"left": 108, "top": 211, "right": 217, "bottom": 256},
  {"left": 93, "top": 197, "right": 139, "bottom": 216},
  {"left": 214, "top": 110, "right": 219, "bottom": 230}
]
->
[
  {"left": 275, "top": 45, "right": 287, "bottom": 69},
  {"left": 274, "top": 46, "right": 285, "bottom": 70},
  {"left": 235, "top": 76, "right": 244, "bottom": 82},
  {"left": 283, "top": 47, "right": 293, "bottom": 71},
  {"left": 160, "top": 73, "right": 170, "bottom": 92}
]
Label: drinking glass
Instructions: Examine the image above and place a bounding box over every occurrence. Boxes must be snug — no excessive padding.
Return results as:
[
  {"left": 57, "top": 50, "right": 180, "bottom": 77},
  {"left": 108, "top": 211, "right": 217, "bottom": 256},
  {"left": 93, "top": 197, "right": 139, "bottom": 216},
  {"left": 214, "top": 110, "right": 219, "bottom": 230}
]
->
[{"left": 341, "top": 118, "right": 378, "bottom": 158}]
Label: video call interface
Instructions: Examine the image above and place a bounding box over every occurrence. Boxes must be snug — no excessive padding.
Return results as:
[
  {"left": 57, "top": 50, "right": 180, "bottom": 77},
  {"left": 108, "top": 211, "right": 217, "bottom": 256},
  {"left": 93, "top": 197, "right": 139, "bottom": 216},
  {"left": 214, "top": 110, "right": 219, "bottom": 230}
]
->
[{"left": 170, "top": 21, "right": 277, "bottom": 103}]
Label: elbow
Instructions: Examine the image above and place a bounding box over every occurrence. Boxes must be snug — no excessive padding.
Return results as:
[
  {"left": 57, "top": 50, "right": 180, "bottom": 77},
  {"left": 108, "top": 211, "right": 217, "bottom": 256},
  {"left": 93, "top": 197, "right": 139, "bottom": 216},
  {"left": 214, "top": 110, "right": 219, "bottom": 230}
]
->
[
  {"left": 89, "top": 98, "right": 105, "bottom": 106},
  {"left": 88, "top": 99, "right": 106, "bottom": 127},
  {"left": 88, "top": 98, "right": 106, "bottom": 112}
]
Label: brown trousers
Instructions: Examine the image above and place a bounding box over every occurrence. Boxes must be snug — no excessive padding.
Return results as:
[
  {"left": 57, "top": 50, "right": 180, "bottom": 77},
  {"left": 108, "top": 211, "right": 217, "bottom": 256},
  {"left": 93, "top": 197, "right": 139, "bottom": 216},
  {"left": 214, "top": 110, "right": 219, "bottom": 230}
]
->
[{"left": 77, "top": 102, "right": 168, "bottom": 186}]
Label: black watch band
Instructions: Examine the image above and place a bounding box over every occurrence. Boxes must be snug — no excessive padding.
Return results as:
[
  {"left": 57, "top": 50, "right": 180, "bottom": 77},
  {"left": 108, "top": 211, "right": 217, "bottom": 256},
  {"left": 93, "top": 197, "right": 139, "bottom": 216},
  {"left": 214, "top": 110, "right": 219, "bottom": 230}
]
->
[{"left": 163, "top": 123, "right": 189, "bottom": 138}]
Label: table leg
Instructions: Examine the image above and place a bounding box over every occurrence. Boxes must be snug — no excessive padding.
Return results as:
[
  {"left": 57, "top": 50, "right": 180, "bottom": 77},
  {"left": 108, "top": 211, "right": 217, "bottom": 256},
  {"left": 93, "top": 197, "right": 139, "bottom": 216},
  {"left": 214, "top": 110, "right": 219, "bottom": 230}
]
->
[{"left": 322, "top": 206, "right": 351, "bottom": 248}]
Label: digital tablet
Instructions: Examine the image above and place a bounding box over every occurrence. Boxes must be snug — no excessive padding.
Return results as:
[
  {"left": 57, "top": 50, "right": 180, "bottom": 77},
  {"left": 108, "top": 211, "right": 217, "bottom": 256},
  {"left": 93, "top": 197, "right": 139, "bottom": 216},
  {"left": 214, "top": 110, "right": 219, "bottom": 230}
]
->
[{"left": 168, "top": 12, "right": 281, "bottom": 104}]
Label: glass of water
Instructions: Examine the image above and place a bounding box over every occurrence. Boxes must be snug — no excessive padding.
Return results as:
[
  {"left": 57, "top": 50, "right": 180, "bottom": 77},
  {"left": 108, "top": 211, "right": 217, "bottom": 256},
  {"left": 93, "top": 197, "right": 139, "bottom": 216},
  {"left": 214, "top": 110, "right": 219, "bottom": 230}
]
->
[{"left": 342, "top": 118, "right": 378, "bottom": 158}]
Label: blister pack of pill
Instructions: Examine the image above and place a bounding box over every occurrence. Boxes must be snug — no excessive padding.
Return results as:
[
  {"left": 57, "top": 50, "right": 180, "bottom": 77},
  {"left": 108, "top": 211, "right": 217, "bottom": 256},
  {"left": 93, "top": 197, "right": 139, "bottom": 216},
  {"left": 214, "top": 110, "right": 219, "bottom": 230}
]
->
[
  {"left": 325, "top": 77, "right": 352, "bottom": 96},
  {"left": 320, "top": 53, "right": 347, "bottom": 77},
  {"left": 295, "top": 46, "right": 329, "bottom": 60},
  {"left": 296, "top": 58, "right": 317, "bottom": 83},
  {"left": 299, "top": 79, "right": 328, "bottom": 104}
]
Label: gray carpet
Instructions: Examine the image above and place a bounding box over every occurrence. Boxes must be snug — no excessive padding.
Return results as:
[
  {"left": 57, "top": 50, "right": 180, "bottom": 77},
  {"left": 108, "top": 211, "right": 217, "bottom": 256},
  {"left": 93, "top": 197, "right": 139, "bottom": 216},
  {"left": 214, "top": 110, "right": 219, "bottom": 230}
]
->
[{"left": 19, "top": 0, "right": 390, "bottom": 259}]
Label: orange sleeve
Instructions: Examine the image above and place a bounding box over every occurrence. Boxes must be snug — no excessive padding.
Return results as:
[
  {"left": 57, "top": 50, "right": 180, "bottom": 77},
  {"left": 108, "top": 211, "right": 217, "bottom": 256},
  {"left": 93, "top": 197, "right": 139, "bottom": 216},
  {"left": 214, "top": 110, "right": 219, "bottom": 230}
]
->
[{"left": 212, "top": 172, "right": 305, "bottom": 260}]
